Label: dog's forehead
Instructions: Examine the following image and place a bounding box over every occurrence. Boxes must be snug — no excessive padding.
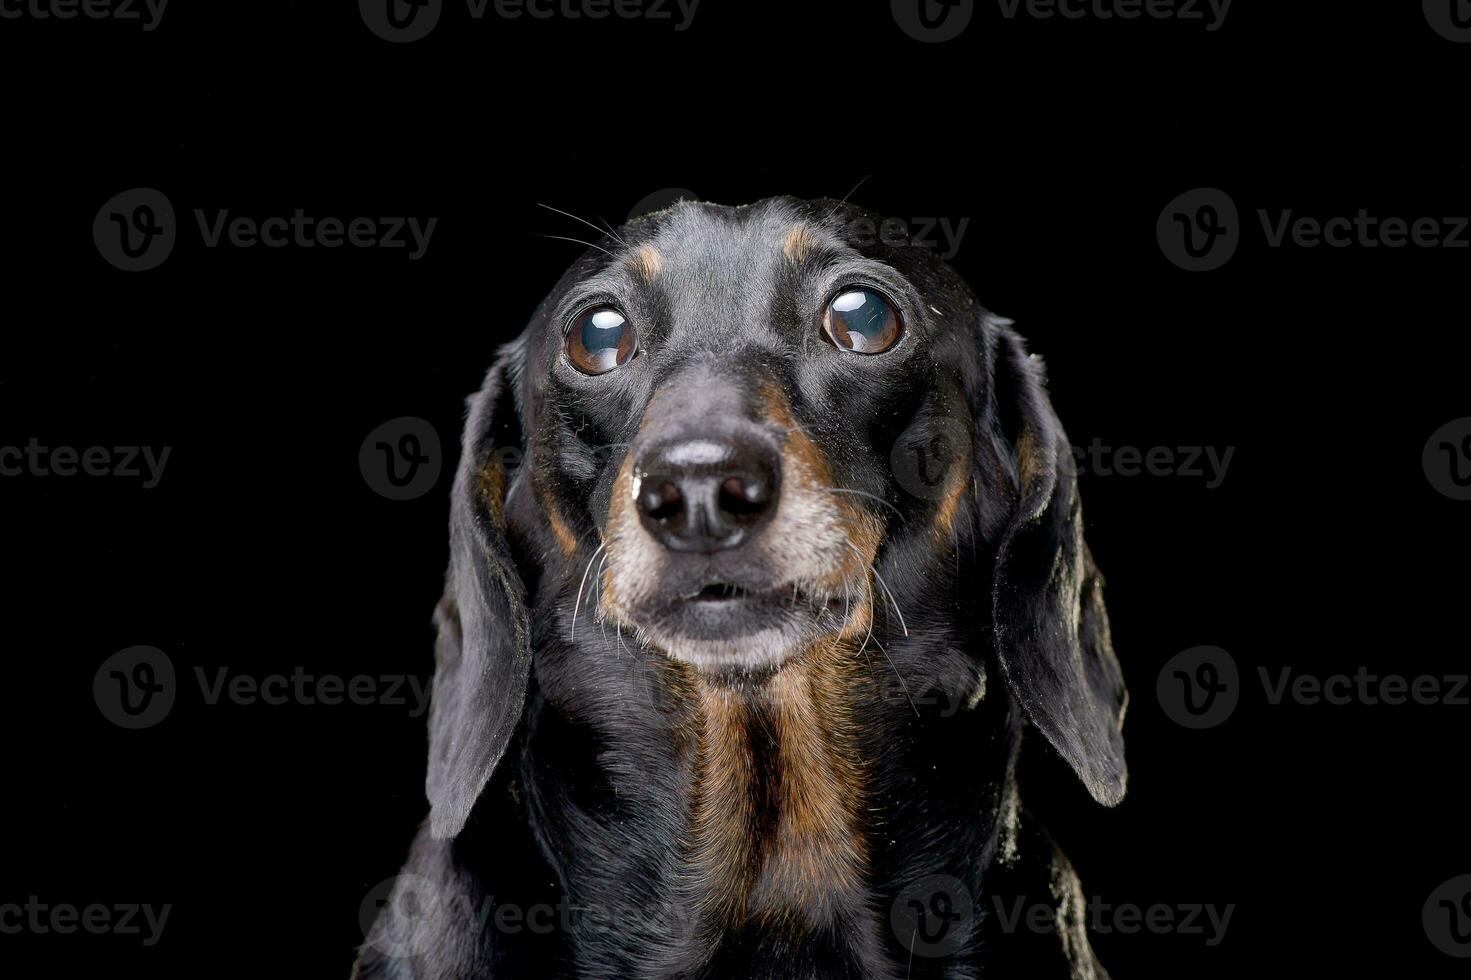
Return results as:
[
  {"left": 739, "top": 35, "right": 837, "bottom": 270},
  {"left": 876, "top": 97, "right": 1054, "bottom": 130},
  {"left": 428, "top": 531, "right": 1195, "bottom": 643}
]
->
[{"left": 612, "top": 199, "right": 850, "bottom": 349}]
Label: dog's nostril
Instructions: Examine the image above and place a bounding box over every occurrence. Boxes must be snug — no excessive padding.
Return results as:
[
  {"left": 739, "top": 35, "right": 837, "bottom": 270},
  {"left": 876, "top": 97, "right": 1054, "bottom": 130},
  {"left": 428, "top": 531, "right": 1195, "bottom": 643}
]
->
[
  {"left": 719, "top": 475, "right": 770, "bottom": 517},
  {"left": 639, "top": 481, "right": 684, "bottom": 523}
]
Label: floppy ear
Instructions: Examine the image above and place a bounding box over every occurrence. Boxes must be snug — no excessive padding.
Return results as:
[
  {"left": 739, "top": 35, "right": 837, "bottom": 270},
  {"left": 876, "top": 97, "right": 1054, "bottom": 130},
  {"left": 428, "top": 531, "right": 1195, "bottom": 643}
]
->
[
  {"left": 978, "top": 315, "right": 1128, "bottom": 806},
  {"left": 425, "top": 347, "right": 532, "bottom": 840}
]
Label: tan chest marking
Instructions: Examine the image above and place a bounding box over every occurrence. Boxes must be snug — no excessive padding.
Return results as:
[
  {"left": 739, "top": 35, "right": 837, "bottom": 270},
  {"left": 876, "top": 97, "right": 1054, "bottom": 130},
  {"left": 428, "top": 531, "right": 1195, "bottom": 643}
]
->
[{"left": 686, "top": 641, "right": 871, "bottom": 929}]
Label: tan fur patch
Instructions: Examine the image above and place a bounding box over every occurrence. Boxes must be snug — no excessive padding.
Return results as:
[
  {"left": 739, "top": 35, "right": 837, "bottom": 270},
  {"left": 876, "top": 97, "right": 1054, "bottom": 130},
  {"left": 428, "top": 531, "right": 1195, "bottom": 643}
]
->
[
  {"left": 476, "top": 458, "right": 507, "bottom": 526},
  {"left": 532, "top": 469, "right": 579, "bottom": 556},
  {"left": 754, "top": 642, "right": 869, "bottom": 921},
  {"left": 684, "top": 642, "right": 871, "bottom": 931},
  {"left": 598, "top": 453, "right": 639, "bottom": 621},
  {"left": 931, "top": 446, "right": 971, "bottom": 542},
  {"left": 630, "top": 244, "right": 662, "bottom": 282},
  {"left": 760, "top": 383, "right": 884, "bottom": 589},
  {"left": 782, "top": 223, "right": 819, "bottom": 264}
]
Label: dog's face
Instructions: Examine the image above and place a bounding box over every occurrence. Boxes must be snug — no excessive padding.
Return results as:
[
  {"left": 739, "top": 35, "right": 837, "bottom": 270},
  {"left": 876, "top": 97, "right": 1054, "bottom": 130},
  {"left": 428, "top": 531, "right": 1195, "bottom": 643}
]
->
[
  {"left": 423, "top": 196, "right": 1128, "bottom": 840},
  {"left": 523, "top": 200, "right": 969, "bottom": 673}
]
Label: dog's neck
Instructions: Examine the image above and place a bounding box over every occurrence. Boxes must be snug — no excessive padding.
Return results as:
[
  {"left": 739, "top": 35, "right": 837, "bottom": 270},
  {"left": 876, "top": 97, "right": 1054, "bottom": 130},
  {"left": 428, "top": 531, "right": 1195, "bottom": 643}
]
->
[{"left": 521, "top": 625, "right": 1016, "bottom": 977}]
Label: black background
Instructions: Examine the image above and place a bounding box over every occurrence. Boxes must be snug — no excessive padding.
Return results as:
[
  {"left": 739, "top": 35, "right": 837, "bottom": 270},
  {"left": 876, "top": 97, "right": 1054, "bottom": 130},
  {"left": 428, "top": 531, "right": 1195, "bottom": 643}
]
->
[{"left": 2, "top": 1, "right": 1468, "bottom": 976}]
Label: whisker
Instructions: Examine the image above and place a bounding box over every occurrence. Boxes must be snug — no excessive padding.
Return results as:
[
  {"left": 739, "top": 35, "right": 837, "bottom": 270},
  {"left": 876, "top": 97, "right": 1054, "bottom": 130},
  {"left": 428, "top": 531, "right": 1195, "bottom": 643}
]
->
[
  {"left": 538, "top": 234, "right": 616, "bottom": 259},
  {"left": 820, "top": 486, "right": 906, "bottom": 523},
  {"left": 872, "top": 635, "right": 918, "bottom": 718},
  {"left": 538, "top": 202, "right": 626, "bottom": 248},
  {"left": 570, "top": 542, "right": 607, "bottom": 643},
  {"left": 871, "top": 564, "right": 909, "bottom": 637}
]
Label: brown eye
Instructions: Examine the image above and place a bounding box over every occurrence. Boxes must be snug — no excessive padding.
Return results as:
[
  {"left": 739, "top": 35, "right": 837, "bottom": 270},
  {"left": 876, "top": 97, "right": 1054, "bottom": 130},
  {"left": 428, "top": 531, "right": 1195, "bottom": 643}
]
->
[
  {"left": 822, "top": 287, "right": 903, "bottom": 354},
  {"left": 566, "top": 305, "right": 636, "bottom": 375}
]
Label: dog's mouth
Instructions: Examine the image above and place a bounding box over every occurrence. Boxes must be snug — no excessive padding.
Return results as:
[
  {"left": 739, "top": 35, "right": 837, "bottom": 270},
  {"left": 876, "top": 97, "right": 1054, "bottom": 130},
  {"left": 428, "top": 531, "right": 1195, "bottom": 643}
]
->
[
  {"left": 633, "top": 574, "right": 842, "bottom": 673},
  {"left": 683, "top": 582, "right": 773, "bottom": 603}
]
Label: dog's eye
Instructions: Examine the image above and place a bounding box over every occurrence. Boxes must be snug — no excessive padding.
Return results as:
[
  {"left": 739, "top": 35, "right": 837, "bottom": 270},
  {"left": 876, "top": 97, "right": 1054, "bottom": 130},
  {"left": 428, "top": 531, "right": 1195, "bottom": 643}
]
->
[
  {"left": 822, "top": 288, "right": 903, "bottom": 354},
  {"left": 566, "top": 305, "right": 637, "bottom": 375}
]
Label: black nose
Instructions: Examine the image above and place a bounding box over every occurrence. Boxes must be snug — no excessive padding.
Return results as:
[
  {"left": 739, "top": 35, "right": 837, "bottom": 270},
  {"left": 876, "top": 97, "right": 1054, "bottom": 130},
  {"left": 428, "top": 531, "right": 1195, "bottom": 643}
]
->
[{"left": 634, "top": 436, "right": 780, "bottom": 553}]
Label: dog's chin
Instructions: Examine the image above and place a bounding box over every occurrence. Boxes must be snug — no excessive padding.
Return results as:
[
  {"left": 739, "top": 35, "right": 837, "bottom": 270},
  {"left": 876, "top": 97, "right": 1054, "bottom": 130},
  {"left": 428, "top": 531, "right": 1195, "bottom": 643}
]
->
[{"left": 636, "top": 587, "right": 833, "bottom": 677}]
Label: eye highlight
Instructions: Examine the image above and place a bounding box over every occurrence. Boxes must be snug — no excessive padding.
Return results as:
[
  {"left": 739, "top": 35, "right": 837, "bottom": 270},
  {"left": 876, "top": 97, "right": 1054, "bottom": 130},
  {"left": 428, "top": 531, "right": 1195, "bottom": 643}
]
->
[
  {"left": 822, "top": 287, "right": 903, "bottom": 354},
  {"left": 566, "top": 305, "right": 636, "bottom": 375}
]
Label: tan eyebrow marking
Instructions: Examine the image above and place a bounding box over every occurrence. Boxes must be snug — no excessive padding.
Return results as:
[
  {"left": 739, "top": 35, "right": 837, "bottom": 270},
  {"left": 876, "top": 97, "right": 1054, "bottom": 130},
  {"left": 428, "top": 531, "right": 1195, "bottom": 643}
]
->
[
  {"left": 782, "top": 223, "right": 820, "bottom": 264},
  {"left": 630, "top": 244, "right": 662, "bottom": 282}
]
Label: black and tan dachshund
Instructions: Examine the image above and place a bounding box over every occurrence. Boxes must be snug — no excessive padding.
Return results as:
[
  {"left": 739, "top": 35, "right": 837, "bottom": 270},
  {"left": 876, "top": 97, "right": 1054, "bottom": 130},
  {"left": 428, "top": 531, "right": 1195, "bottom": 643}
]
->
[{"left": 354, "top": 196, "right": 1129, "bottom": 979}]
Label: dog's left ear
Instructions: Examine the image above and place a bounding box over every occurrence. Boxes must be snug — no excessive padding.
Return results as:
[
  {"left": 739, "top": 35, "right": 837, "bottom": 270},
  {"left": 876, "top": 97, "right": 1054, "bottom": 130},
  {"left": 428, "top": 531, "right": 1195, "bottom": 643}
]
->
[
  {"left": 975, "top": 315, "right": 1128, "bottom": 806},
  {"left": 425, "top": 345, "right": 533, "bottom": 839}
]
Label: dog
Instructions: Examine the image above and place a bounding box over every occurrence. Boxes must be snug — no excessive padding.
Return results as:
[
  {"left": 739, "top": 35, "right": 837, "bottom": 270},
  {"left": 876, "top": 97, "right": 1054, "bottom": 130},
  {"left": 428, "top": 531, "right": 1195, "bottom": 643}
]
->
[{"left": 353, "top": 196, "right": 1128, "bottom": 979}]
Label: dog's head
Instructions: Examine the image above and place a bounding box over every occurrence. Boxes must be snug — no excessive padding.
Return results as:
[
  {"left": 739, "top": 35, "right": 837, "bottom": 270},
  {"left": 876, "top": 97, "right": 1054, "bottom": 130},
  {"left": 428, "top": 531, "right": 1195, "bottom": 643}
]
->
[{"left": 425, "top": 197, "right": 1127, "bottom": 839}]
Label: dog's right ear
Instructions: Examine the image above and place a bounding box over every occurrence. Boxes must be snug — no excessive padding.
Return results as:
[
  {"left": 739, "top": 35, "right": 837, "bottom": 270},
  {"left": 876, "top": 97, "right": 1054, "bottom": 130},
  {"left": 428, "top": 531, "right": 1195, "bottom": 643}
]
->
[{"left": 425, "top": 345, "right": 532, "bottom": 840}]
